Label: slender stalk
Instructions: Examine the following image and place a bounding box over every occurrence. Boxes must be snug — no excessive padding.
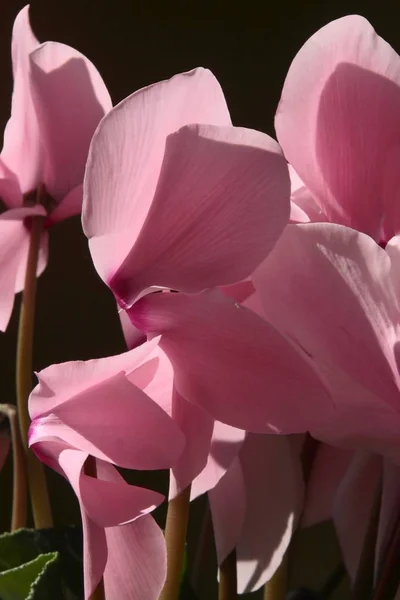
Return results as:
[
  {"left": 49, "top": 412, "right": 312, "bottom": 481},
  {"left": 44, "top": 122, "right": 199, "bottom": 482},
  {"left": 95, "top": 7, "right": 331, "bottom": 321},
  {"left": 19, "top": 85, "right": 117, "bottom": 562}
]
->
[
  {"left": 191, "top": 497, "right": 212, "bottom": 590},
  {"left": 372, "top": 512, "right": 400, "bottom": 600},
  {"left": 219, "top": 550, "right": 238, "bottom": 600},
  {"left": 263, "top": 555, "right": 287, "bottom": 600},
  {"left": 16, "top": 197, "right": 52, "bottom": 529},
  {"left": 159, "top": 485, "right": 191, "bottom": 600},
  {"left": 0, "top": 404, "right": 27, "bottom": 530},
  {"left": 319, "top": 562, "right": 346, "bottom": 599},
  {"left": 85, "top": 457, "right": 106, "bottom": 600},
  {"left": 352, "top": 477, "right": 382, "bottom": 600}
]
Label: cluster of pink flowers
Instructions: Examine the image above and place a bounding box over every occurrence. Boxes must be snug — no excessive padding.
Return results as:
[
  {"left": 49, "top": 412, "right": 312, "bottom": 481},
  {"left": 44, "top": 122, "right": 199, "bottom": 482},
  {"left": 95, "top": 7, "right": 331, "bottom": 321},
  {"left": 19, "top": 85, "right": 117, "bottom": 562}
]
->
[{"left": 2, "top": 5, "right": 400, "bottom": 600}]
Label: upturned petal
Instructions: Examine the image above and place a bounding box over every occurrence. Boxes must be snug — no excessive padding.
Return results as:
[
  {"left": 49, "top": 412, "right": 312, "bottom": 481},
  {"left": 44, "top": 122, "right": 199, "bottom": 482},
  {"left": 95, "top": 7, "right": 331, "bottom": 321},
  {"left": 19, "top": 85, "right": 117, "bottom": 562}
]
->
[
  {"left": 275, "top": 15, "right": 400, "bottom": 238},
  {"left": 29, "top": 42, "right": 111, "bottom": 201},
  {"left": 254, "top": 224, "right": 400, "bottom": 412},
  {"left": 107, "top": 125, "right": 290, "bottom": 306},
  {"left": 129, "top": 289, "right": 333, "bottom": 433}
]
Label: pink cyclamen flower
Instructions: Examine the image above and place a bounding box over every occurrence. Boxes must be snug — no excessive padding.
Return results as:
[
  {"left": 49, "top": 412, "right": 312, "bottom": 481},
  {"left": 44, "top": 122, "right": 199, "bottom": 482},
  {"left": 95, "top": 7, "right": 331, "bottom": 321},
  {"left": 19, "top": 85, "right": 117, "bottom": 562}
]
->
[
  {"left": 0, "top": 5, "right": 112, "bottom": 331},
  {"left": 253, "top": 223, "right": 400, "bottom": 591},
  {"left": 82, "top": 67, "right": 291, "bottom": 309},
  {"left": 276, "top": 15, "right": 400, "bottom": 243},
  {"left": 205, "top": 433, "right": 304, "bottom": 594},
  {"left": 28, "top": 338, "right": 185, "bottom": 599}
]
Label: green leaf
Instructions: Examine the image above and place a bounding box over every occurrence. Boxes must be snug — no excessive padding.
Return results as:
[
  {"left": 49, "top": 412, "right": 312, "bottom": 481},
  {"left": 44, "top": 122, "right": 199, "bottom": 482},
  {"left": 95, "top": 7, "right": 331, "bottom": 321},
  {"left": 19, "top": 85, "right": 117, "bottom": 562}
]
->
[
  {"left": 0, "top": 527, "right": 83, "bottom": 599},
  {"left": 0, "top": 552, "right": 58, "bottom": 600}
]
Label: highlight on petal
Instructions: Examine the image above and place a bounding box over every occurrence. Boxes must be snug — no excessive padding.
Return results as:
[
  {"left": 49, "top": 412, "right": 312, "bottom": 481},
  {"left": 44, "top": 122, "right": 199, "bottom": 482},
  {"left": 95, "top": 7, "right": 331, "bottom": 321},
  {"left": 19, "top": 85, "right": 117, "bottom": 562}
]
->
[
  {"left": 83, "top": 67, "right": 231, "bottom": 241},
  {"left": 129, "top": 289, "right": 333, "bottom": 433},
  {"left": 29, "top": 42, "right": 112, "bottom": 201},
  {"left": 29, "top": 370, "right": 184, "bottom": 470},
  {"left": 275, "top": 15, "right": 400, "bottom": 237},
  {"left": 109, "top": 125, "right": 290, "bottom": 307},
  {"left": 333, "top": 452, "right": 382, "bottom": 581},
  {"left": 1, "top": 5, "right": 42, "bottom": 193},
  {"left": 235, "top": 434, "right": 304, "bottom": 593},
  {"left": 191, "top": 421, "right": 246, "bottom": 500},
  {"left": 254, "top": 223, "right": 400, "bottom": 412}
]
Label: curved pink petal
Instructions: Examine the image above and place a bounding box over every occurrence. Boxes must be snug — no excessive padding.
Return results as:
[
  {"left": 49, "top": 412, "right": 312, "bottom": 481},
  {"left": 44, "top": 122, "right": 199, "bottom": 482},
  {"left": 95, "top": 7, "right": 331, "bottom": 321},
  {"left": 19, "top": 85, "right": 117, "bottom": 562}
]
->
[
  {"left": 14, "top": 228, "right": 48, "bottom": 293},
  {"left": 333, "top": 451, "right": 382, "bottom": 581},
  {"left": 56, "top": 448, "right": 107, "bottom": 598},
  {"left": 46, "top": 184, "right": 83, "bottom": 225},
  {"left": 104, "top": 515, "right": 166, "bottom": 600},
  {"left": 254, "top": 223, "right": 400, "bottom": 412},
  {"left": 29, "top": 337, "right": 160, "bottom": 418},
  {"left": 209, "top": 457, "right": 246, "bottom": 564},
  {"left": 83, "top": 67, "right": 230, "bottom": 240},
  {"left": 0, "top": 158, "right": 23, "bottom": 208},
  {"left": 119, "top": 308, "right": 147, "bottom": 350},
  {"left": 235, "top": 434, "right": 304, "bottom": 593},
  {"left": 29, "top": 42, "right": 111, "bottom": 202},
  {"left": 79, "top": 460, "right": 164, "bottom": 527},
  {"left": 93, "top": 460, "right": 167, "bottom": 600},
  {"left": 29, "top": 370, "right": 184, "bottom": 470},
  {"left": 302, "top": 444, "right": 354, "bottom": 527},
  {"left": 129, "top": 289, "right": 332, "bottom": 433},
  {"left": 0, "top": 205, "right": 46, "bottom": 331},
  {"left": 108, "top": 125, "right": 290, "bottom": 306},
  {"left": 1, "top": 6, "right": 42, "bottom": 193},
  {"left": 169, "top": 391, "right": 214, "bottom": 499},
  {"left": 191, "top": 421, "right": 246, "bottom": 500},
  {"left": 275, "top": 16, "right": 400, "bottom": 238}
]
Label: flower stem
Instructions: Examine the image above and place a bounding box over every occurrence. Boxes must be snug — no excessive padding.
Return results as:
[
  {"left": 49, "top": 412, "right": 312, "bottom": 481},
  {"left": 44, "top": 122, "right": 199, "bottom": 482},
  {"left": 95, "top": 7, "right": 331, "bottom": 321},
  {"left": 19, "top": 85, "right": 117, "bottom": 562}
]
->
[
  {"left": 159, "top": 485, "right": 191, "bottom": 600},
  {"left": 85, "top": 457, "right": 106, "bottom": 600},
  {"left": 263, "top": 555, "right": 287, "bottom": 600},
  {"left": 16, "top": 202, "right": 52, "bottom": 529},
  {"left": 0, "top": 404, "right": 27, "bottom": 530},
  {"left": 219, "top": 549, "right": 238, "bottom": 600}
]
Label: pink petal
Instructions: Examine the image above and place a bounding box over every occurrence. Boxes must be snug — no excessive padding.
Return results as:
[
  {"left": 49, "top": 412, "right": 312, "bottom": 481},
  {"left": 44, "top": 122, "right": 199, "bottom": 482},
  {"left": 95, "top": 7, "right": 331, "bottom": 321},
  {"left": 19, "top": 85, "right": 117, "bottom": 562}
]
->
[
  {"left": 108, "top": 125, "right": 290, "bottom": 306},
  {"left": 56, "top": 448, "right": 108, "bottom": 598},
  {"left": 1, "top": 6, "right": 42, "bottom": 193},
  {"left": 129, "top": 289, "right": 332, "bottom": 433},
  {"left": 29, "top": 337, "right": 160, "bottom": 418},
  {"left": 80, "top": 460, "right": 164, "bottom": 527},
  {"left": 169, "top": 391, "right": 214, "bottom": 499},
  {"left": 235, "top": 434, "right": 304, "bottom": 593},
  {"left": 254, "top": 223, "right": 400, "bottom": 412},
  {"left": 0, "top": 158, "right": 23, "bottom": 208},
  {"left": 333, "top": 451, "right": 382, "bottom": 581},
  {"left": 95, "top": 460, "right": 167, "bottom": 600},
  {"left": 119, "top": 308, "right": 147, "bottom": 350},
  {"left": 191, "top": 421, "right": 246, "bottom": 500},
  {"left": 29, "top": 370, "right": 184, "bottom": 470},
  {"left": 275, "top": 15, "right": 400, "bottom": 238},
  {"left": 29, "top": 42, "right": 111, "bottom": 202},
  {"left": 209, "top": 457, "right": 246, "bottom": 564},
  {"left": 0, "top": 205, "right": 46, "bottom": 331},
  {"left": 301, "top": 444, "right": 354, "bottom": 527},
  {"left": 104, "top": 516, "right": 166, "bottom": 600},
  {"left": 83, "top": 67, "right": 230, "bottom": 242},
  {"left": 46, "top": 184, "right": 83, "bottom": 225}
]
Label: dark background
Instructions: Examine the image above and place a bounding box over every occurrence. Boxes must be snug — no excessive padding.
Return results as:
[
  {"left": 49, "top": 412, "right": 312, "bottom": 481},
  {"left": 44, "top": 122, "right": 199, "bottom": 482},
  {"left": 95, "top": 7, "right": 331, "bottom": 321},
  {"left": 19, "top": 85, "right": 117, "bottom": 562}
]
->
[{"left": 0, "top": 1, "right": 396, "bottom": 597}]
